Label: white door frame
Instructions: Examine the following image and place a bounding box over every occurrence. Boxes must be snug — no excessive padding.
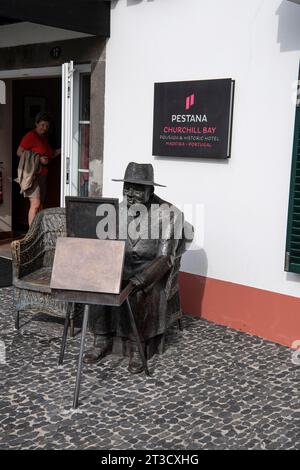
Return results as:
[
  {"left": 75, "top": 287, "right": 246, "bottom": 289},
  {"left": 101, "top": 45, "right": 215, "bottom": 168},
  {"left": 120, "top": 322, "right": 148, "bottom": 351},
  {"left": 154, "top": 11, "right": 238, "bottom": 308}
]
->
[
  {"left": 61, "top": 62, "right": 91, "bottom": 205},
  {"left": 61, "top": 61, "right": 74, "bottom": 207},
  {"left": 0, "top": 64, "right": 90, "bottom": 79},
  {"left": 0, "top": 66, "right": 62, "bottom": 79}
]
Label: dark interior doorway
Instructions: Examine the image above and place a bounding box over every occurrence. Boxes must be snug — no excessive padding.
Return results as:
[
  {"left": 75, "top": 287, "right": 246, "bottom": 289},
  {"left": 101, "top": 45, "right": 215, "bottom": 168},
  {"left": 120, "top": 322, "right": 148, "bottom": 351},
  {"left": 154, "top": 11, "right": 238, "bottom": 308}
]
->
[{"left": 12, "top": 77, "right": 61, "bottom": 231}]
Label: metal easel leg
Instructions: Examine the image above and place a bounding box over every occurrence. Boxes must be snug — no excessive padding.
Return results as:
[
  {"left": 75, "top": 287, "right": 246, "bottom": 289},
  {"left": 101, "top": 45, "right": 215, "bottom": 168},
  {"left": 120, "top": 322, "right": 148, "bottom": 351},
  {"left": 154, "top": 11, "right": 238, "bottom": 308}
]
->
[
  {"left": 59, "top": 306, "right": 71, "bottom": 365},
  {"left": 126, "top": 298, "right": 150, "bottom": 376},
  {"left": 15, "top": 310, "right": 20, "bottom": 330},
  {"left": 70, "top": 318, "right": 75, "bottom": 338},
  {"left": 73, "top": 304, "right": 89, "bottom": 409}
]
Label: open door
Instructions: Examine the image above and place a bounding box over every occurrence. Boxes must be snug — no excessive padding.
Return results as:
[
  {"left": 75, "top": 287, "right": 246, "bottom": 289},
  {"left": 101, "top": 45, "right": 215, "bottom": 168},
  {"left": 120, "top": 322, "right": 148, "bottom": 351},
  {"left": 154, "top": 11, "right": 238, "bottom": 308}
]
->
[
  {"left": 61, "top": 61, "right": 74, "bottom": 207},
  {"left": 61, "top": 61, "right": 91, "bottom": 207}
]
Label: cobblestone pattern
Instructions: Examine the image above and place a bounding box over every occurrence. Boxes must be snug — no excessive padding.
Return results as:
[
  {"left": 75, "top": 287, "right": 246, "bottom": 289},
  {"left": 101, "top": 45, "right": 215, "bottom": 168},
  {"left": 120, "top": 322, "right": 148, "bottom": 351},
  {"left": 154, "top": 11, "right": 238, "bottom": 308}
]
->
[{"left": 0, "top": 287, "right": 300, "bottom": 450}]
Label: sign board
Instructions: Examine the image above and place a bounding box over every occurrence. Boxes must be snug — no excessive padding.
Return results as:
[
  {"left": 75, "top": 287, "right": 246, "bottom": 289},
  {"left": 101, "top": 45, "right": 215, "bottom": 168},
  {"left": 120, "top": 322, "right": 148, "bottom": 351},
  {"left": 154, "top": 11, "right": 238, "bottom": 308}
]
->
[
  {"left": 50, "top": 238, "right": 125, "bottom": 295},
  {"left": 153, "top": 79, "right": 235, "bottom": 159}
]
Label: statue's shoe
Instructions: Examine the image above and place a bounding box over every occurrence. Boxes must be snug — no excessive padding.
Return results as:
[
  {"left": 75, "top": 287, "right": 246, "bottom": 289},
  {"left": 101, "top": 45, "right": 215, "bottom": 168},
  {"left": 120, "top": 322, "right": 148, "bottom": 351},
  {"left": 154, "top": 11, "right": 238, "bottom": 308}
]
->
[
  {"left": 83, "top": 334, "right": 112, "bottom": 364},
  {"left": 83, "top": 346, "right": 108, "bottom": 364},
  {"left": 128, "top": 350, "right": 144, "bottom": 374}
]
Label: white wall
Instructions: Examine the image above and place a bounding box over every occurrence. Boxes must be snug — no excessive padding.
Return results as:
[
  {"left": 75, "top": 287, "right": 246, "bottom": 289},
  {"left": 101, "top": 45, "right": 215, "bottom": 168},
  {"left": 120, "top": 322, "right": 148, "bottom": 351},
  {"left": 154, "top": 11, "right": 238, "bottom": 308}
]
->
[
  {"left": 103, "top": 0, "right": 300, "bottom": 298},
  {"left": 0, "top": 22, "right": 90, "bottom": 48},
  {"left": 0, "top": 80, "right": 12, "bottom": 232}
]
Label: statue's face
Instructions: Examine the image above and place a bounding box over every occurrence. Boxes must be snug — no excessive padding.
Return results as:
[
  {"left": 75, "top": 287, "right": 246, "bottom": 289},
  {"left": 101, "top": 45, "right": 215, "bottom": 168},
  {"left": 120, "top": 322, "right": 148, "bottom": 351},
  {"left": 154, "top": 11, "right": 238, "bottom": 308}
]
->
[{"left": 123, "top": 182, "right": 153, "bottom": 207}]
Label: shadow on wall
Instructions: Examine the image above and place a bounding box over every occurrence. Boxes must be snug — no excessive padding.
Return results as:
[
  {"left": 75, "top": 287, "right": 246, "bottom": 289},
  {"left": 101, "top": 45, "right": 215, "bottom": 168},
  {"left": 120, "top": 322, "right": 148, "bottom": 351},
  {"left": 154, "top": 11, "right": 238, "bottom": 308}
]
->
[
  {"left": 154, "top": 155, "right": 230, "bottom": 166},
  {"left": 180, "top": 248, "right": 208, "bottom": 318},
  {"left": 183, "top": 247, "right": 208, "bottom": 278},
  {"left": 277, "top": 0, "right": 300, "bottom": 51},
  {"left": 286, "top": 272, "right": 300, "bottom": 284}
]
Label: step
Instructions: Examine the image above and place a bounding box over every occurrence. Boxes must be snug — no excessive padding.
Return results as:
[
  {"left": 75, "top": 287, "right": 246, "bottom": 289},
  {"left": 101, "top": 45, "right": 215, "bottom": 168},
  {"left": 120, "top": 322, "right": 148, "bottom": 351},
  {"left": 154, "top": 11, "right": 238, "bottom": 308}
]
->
[{"left": 0, "top": 255, "right": 12, "bottom": 287}]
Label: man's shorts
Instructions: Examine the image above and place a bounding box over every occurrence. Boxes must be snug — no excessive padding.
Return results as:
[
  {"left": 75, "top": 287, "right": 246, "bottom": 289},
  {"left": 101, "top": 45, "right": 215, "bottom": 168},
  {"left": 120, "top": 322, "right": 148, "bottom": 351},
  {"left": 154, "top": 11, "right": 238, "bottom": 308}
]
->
[{"left": 24, "top": 175, "right": 47, "bottom": 203}]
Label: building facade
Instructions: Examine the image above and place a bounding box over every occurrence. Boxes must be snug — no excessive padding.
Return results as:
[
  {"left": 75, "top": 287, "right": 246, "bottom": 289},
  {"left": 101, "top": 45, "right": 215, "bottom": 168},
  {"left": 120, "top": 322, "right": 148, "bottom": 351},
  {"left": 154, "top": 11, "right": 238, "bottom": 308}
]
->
[{"left": 1, "top": 0, "right": 300, "bottom": 347}]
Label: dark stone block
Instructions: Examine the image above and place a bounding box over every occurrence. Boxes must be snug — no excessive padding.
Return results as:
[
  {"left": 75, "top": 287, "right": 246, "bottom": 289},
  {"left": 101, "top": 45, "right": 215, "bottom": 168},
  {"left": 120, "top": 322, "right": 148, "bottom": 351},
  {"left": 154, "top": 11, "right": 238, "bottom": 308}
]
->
[{"left": 0, "top": 257, "right": 12, "bottom": 287}]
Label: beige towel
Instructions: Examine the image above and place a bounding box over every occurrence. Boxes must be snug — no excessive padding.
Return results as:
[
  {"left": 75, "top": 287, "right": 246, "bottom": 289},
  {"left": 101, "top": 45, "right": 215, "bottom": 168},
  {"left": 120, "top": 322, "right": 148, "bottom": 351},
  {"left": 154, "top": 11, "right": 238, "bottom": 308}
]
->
[{"left": 14, "top": 150, "right": 40, "bottom": 194}]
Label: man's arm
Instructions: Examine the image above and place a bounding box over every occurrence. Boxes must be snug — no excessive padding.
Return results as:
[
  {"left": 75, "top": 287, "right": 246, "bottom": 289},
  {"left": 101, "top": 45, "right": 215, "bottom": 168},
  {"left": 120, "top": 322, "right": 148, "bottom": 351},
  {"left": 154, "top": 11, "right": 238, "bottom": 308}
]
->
[
  {"left": 130, "top": 255, "right": 172, "bottom": 292},
  {"left": 17, "top": 146, "right": 47, "bottom": 165},
  {"left": 16, "top": 145, "right": 24, "bottom": 158}
]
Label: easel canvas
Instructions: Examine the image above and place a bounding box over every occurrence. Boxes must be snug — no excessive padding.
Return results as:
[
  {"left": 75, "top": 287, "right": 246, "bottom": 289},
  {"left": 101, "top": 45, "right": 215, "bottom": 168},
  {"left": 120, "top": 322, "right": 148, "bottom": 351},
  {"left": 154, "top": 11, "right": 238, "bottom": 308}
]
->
[
  {"left": 65, "top": 196, "right": 119, "bottom": 239},
  {"left": 50, "top": 238, "right": 125, "bottom": 295}
]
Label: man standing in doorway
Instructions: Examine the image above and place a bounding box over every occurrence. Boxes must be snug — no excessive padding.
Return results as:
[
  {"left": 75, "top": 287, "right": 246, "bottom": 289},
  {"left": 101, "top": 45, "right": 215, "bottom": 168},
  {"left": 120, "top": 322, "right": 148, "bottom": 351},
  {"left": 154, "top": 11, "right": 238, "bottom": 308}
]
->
[{"left": 16, "top": 112, "right": 60, "bottom": 226}]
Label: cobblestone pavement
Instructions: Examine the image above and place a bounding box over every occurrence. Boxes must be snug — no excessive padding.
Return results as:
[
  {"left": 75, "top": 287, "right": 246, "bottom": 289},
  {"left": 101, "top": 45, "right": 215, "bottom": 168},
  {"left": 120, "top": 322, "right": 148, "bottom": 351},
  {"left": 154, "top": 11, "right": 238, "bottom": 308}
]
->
[{"left": 0, "top": 287, "right": 300, "bottom": 450}]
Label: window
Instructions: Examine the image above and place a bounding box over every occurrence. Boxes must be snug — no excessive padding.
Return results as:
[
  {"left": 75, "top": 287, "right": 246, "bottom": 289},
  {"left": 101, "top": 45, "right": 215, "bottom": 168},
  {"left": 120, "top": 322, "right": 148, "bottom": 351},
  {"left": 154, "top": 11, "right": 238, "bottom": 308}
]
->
[
  {"left": 78, "top": 74, "right": 90, "bottom": 197},
  {"left": 285, "top": 79, "right": 300, "bottom": 273}
]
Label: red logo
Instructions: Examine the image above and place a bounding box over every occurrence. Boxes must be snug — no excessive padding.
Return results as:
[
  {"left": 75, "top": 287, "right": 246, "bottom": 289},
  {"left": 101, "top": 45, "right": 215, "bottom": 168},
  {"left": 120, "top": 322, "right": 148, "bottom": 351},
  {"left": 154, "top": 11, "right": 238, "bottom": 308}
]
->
[{"left": 185, "top": 94, "right": 195, "bottom": 111}]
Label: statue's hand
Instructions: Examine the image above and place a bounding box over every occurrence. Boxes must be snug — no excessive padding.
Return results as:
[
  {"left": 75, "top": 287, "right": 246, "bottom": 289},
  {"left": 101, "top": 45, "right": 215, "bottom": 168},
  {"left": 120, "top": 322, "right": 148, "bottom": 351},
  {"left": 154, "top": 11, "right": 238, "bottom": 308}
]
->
[
  {"left": 130, "top": 275, "right": 145, "bottom": 293},
  {"left": 129, "top": 256, "right": 172, "bottom": 293}
]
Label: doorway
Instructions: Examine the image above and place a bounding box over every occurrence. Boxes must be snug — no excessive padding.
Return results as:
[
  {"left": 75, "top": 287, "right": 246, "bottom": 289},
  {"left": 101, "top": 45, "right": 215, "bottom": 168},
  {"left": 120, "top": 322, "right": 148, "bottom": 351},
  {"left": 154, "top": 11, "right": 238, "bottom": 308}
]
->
[
  {"left": 12, "top": 77, "right": 62, "bottom": 231},
  {"left": 0, "top": 63, "right": 92, "bottom": 233}
]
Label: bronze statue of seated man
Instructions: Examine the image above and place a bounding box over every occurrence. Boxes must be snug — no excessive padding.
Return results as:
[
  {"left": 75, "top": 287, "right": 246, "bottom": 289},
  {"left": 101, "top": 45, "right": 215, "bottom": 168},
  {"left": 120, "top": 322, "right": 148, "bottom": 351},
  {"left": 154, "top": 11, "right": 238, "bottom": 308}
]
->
[{"left": 83, "top": 162, "right": 193, "bottom": 373}]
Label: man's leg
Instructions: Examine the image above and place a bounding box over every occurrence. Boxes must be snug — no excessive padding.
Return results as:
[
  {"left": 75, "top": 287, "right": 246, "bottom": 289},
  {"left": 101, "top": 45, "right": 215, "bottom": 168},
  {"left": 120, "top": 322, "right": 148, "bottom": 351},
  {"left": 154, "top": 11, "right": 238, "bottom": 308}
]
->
[
  {"left": 83, "top": 305, "right": 115, "bottom": 364},
  {"left": 28, "top": 198, "right": 40, "bottom": 226}
]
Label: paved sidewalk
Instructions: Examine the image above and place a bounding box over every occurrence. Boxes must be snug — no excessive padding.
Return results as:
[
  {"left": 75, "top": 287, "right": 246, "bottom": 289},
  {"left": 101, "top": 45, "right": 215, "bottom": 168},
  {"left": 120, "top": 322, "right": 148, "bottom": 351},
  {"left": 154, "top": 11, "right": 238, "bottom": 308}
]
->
[{"left": 0, "top": 287, "right": 299, "bottom": 450}]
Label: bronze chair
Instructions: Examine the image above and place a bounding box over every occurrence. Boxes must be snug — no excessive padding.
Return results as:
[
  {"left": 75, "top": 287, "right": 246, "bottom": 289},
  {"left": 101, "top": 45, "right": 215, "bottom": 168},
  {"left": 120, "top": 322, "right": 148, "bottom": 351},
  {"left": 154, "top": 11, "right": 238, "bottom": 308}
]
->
[{"left": 11, "top": 207, "right": 78, "bottom": 336}]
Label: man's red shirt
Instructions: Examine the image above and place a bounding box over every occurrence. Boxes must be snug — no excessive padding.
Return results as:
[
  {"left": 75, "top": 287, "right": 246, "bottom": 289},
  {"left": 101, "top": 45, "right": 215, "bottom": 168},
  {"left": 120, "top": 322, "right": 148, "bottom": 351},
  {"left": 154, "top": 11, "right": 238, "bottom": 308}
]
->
[{"left": 20, "top": 130, "right": 53, "bottom": 176}]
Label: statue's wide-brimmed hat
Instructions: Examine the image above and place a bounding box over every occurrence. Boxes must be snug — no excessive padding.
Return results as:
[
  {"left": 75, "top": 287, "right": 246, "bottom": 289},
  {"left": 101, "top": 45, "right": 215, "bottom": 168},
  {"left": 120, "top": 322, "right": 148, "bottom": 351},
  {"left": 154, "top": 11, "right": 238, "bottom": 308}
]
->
[{"left": 112, "top": 162, "right": 166, "bottom": 187}]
